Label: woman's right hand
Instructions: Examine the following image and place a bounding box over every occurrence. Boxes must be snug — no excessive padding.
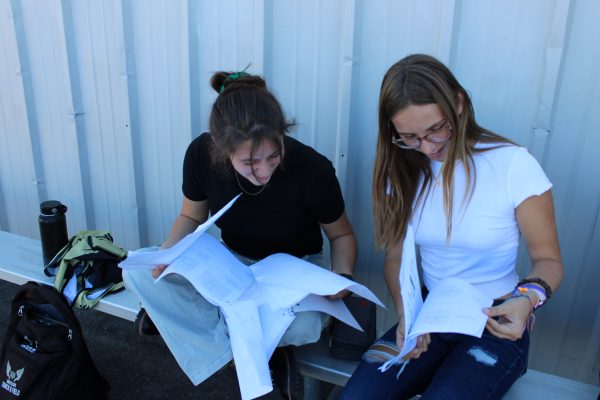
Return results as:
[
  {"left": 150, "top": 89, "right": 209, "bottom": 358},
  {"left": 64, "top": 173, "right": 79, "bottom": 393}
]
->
[
  {"left": 397, "top": 315, "right": 430, "bottom": 360},
  {"left": 151, "top": 264, "right": 167, "bottom": 278}
]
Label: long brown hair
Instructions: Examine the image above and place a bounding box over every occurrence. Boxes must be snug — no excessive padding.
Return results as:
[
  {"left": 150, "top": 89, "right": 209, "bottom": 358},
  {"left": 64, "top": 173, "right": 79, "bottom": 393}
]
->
[
  {"left": 208, "top": 71, "right": 295, "bottom": 173},
  {"left": 373, "top": 54, "right": 511, "bottom": 249}
]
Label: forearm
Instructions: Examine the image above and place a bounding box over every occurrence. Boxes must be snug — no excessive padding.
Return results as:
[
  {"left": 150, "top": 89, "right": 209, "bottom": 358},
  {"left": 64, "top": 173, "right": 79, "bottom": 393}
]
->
[
  {"left": 322, "top": 212, "right": 357, "bottom": 276},
  {"left": 519, "top": 257, "right": 563, "bottom": 308},
  {"left": 329, "top": 232, "right": 357, "bottom": 276},
  {"left": 526, "top": 258, "right": 563, "bottom": 293},
  {"left": 383, "top": 243, "right": 403, "bottom": 316},
  {"left": 516, "top": 190, "right": 564, "bottom": 300},
  {"left": 160, "top": 215, "right": 201, "bottom": 249}
]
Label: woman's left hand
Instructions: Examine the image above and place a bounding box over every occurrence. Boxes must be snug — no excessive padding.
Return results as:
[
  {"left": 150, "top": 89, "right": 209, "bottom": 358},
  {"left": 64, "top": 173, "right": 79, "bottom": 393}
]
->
[{"left": 484, "top": 296, "right": 532, "bottom": 340}]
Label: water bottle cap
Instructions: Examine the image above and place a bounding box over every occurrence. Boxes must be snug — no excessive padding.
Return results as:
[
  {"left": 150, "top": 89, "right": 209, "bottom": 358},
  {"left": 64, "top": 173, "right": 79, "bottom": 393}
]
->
[{"left": 40, "top": 200, "right": 68, "bottom": 216}]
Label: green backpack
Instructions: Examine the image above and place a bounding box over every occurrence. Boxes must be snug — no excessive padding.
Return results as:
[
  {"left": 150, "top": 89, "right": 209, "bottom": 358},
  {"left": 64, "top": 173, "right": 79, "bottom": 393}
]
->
[{"left": 43, "top": 230, "right": 127, "bottom": 309}]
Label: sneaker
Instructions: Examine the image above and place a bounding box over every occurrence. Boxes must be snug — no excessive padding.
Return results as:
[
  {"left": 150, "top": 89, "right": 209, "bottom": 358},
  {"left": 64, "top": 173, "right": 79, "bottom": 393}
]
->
[
  {"left": 133, "top": 308, "right": 159, "bottom": 336},
  {"left": 269, "top": 346, "right": 303, "bottom": 400}
]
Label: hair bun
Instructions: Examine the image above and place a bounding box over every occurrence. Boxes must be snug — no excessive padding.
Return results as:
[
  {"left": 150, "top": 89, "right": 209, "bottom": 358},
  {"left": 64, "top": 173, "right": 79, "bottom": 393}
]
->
[{"left": 210, "top": 71, "right": 266, "bottom": 93}]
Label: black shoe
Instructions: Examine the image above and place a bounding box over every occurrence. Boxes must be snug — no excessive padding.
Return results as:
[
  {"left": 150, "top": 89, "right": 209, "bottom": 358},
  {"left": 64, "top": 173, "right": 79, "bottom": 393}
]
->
[
  {"left": 134, "top": 308, "right": 159, "bottom": 336},
  {"left": 269, "top": 346, "right": 303, "bottom": 400}
]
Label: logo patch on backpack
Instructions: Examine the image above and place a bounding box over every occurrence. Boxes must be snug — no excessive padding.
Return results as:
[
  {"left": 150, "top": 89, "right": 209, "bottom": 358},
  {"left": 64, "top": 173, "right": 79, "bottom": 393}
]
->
[{"left": 1, "top": 361, "right": 24, "bottom": 397}]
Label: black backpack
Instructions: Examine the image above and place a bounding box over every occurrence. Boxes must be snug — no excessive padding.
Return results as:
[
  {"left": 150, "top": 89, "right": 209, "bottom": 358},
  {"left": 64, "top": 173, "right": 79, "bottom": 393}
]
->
[{"left": 0, "top": 282, "right": 109, "bottom": 400}]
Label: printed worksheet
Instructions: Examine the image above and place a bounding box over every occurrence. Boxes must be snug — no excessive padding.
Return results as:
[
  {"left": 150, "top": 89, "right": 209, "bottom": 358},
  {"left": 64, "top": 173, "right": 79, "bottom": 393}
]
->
[
  {"left": 382, "top": 224, "right": 494, "bottom": 369},
  {"left": 119, "top": 195, "right": 385, "bottom": 400},
  {"left": 119, "top": 194, "right": 240, "bottom": 269}
]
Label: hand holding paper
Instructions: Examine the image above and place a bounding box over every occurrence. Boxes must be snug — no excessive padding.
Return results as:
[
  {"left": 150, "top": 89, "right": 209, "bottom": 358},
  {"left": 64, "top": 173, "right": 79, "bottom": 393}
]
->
[{"left": 380, "top": 224, "right": 494, "bottom": 372}]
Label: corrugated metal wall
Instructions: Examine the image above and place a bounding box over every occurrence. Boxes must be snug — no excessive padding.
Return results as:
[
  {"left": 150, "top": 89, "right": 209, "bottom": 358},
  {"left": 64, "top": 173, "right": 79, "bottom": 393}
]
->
[{"left": 1, "top": 0, "right": 598, "bottom": 385}]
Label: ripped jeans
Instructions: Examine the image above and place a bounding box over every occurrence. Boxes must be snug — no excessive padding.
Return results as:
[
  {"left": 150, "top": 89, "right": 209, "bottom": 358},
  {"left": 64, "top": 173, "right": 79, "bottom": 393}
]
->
[{"left": 339, "top": 322, "right": 529, "bottom": 400}]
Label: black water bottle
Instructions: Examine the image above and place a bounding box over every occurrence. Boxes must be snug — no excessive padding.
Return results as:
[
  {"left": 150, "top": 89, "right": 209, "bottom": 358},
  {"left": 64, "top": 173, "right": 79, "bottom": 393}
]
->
[{"left": 39, "top": 200, "right": 69, "bottom": 266}]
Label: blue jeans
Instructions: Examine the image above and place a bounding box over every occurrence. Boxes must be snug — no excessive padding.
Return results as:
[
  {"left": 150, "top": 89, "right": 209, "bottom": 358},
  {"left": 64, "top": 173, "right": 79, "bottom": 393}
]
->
[{"left": 339, "top": 322, "right": 529, "bottom": 400}]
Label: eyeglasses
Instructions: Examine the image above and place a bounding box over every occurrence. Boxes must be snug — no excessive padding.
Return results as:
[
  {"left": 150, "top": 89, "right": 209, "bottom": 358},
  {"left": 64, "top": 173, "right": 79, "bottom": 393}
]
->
[{"left": 391, "top": 120, "right": 452, "bottom": 149}]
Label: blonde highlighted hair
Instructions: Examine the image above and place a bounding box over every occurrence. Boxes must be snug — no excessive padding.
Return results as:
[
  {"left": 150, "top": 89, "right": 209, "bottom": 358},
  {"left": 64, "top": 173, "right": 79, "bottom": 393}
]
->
[{"left": 373, "top": 54, "right": 512, "bottom": 249}]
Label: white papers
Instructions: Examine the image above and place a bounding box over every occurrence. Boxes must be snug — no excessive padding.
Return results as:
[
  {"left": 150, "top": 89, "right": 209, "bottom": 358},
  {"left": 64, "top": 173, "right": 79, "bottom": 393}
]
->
[
  {"left": 396, "top": 223, "right": 423, "bottom": 359},
  {"left": 293, "top": 294, "right": 362, "bottom": 331},
  {"left": 119, "top": 194, "right": 240, "bottom": 269},
  {"left": 221, "top": 301, "right": 274, "bottom": 400},
  {"left": 165, "top": 243, "right": 382, "bottom": 399},
  {"left": 250, "top": 254, "right": 384, "bottom": 309},
  {"left": 120, "top": 195, "right": 383, "bottom": 399},
  {"left": 382, "top": 224, "right": 494, "bottom": 368},
  {"left": 155, "top": 234, "right": 254, "bottom": 305},
  {"left": 407, "top": 277, "right": 492, "bottom": 338}
]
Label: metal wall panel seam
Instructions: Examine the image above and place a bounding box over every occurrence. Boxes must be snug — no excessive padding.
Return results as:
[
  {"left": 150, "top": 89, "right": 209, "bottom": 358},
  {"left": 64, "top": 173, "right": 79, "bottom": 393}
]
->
[
  {"left": 7, "top": 0, "right": 47, "bottom": 228},
  {"left": 291, "top": 0, "right": 299, "bottom": 114},
  {"left": 308, "top": 2, "right": 321, "bottom": 150},
  {"left": 441, "top": 0, "right": 458, "bottom": 66},
  {"left": 254, "top": 0, "right": 265, "bottom": 74},
  {"left": 59, "top": 0, "right": 95, "bottom": 230},
  {"left": 119, "top": 0, "right": 148, "bottom": 248},
  {"left": 187, "top": 0, "right": 202, "bottom": 139},
  {"left": 262, "top": 0, "right": 274, "bottom": 81},
  {"left": 528, "top": 0, "right": 571, "bottom": 163},
  {"left": 334, "top": 0, "right": 357, "bottom": 194}
]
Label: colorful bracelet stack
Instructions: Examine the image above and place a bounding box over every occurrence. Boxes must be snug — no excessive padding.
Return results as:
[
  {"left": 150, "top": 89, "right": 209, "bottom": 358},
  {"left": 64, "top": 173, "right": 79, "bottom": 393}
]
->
[{"left": 511, "top": 277, "right": 552, "bottom": 312}]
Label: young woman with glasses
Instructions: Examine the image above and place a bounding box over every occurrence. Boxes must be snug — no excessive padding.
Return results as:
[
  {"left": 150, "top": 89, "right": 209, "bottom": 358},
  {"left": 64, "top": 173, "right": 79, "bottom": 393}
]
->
[{"left": 340, "top": 54, "right": 563, "bottom": 399}]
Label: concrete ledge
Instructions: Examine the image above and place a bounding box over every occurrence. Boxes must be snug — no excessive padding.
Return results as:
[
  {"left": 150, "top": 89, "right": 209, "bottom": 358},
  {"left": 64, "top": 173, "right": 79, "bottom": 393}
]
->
[
  {"left": 1, "top": 229, "right": 598, "bottom": 399},
  {"left": 0, "top": 230, "right": 140, "bottom": 321}
]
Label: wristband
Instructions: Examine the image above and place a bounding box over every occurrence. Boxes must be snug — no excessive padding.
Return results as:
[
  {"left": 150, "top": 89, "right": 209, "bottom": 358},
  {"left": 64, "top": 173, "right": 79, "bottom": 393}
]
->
[
  {"left": 517, "top": 277, "right": 552, "bottom": 299},
  {"left": 339, "top": 273, "right": 354, "bottom": 281},
  {"left": 513, "top": 284, "right": 547, "bottom": 311}
]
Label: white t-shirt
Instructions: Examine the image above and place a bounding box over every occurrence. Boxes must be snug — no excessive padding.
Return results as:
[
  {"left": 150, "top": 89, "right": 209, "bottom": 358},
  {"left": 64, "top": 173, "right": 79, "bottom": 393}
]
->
[{"left": 412, "top": 143, "right": 552, "bottom": 299}]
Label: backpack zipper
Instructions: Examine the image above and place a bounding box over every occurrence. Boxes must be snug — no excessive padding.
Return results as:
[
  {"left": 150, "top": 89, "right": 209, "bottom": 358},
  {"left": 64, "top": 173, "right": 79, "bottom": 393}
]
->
[{"left": 27, "top": 308, "right": 74, "bottom": 342}]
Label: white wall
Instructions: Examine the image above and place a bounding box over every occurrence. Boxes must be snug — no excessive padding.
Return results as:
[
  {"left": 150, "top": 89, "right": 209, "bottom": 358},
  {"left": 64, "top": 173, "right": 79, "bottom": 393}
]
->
[{"left": 0, "top": 0, "right": 598, "bottom": 384}]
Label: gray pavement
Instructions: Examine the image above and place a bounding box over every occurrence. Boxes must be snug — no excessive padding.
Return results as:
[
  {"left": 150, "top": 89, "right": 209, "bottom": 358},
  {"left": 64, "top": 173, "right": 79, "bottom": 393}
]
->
[{"left": 1, "top": 279, "right": 327, "bottom": 399}]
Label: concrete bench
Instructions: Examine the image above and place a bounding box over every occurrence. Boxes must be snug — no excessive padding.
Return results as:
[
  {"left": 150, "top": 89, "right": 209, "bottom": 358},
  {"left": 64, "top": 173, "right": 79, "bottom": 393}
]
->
[{"left": 1, "top": 230, "right": 598, "bottom": 400}]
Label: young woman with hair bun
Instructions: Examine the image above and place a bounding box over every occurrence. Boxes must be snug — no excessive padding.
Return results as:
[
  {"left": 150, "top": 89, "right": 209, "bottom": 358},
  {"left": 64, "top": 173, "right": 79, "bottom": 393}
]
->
[{"left": 123, "top": 70, "right": 357, "bottom": 400}]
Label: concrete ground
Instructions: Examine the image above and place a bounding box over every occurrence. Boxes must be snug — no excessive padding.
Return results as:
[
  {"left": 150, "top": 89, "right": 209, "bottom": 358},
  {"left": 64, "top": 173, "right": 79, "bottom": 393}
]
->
[{"left": 0, "top": 279, "right": 334, "bottom": 400}]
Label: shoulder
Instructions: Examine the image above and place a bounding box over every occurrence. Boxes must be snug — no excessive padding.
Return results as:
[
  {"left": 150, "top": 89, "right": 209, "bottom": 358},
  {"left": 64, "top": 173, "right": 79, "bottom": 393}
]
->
[
  {"left": 283, "top": 136, "right": 335, "bottom": 174},
  {"left": 473, "top": 142, "right": 531, "bottom": 167},
  {"left": 185, "top": 133, "right": 213, "bottom": 164},
  {"left": 188, "top": 132, "right": 212, "bottom": 153}
]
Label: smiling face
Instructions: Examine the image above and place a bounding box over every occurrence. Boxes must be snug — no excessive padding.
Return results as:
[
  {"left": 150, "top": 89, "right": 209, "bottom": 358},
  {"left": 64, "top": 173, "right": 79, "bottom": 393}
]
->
[
  {"left": 391, "top": 103, "right": 452, "bottom": 162},
  {"left": 229, "top": 138, "right": 282, "bottom": 186}
]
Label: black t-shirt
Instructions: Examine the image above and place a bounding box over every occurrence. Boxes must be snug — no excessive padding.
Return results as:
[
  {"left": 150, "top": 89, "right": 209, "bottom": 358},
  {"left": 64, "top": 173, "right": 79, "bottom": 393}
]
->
[{"left": 182, "top": 132, "right": 345, "bottom": 259}]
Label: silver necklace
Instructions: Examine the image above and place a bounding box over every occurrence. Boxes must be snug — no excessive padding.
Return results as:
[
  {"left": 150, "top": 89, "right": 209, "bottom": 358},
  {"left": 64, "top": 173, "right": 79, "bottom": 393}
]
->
[{"left": 234, "top": 172, "right": 267, "bottom": 196}]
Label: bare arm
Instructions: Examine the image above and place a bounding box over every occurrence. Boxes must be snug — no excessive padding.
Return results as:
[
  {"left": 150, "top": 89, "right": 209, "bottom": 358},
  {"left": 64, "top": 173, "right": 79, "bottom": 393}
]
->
[
  {"left": 161, "top": 196, "right": 209, "bottom": 249},
  {"left": 151, "top": 196, "right": 209, "bottom": 277},
  {"left": 320, "top": 212, "right": 356, "bottom": 299},
  {"left": 383, "top": 241, "right": 404, "bottom": 315},
  {"left": 384, "top": 240, "right": 430, "bottom": 358},
  {"left": 321, "top": 211, "right": 356, "bottom": 276},
  {"left": 485, "top": 190, "right": 564, "bottom": 339},
  {"left": 517, "top": 190, "right": 563, "bottom": 291}
]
